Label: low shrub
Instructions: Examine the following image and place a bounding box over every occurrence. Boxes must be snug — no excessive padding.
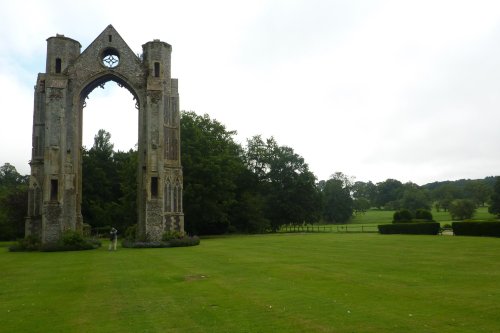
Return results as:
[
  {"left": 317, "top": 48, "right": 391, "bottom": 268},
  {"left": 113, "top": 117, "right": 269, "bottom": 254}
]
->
[
  {"left": 121, "top": 240, "right": 166, "bottom": 248},
  {"left": 61, "top": 231, "right": 88, "bottom": 247},
  {"left": 169, "top": 236, "right": 200, "bottom": 247},
  {"left": 415, "top": 209, "right": 433, "bottom": 221},
  {"left": 9, "top": 231, "right": 101, "bottom": 252},
  {"left": 124, "top": 224, "right": 137, "bottom": 241},
  {"left": 82, "top": 223, "right": 92, "bottom": 237},
  {"left": 41, "top": 231, "right": 101, "bottom": 252},
  {"left": 8, "top": 235, "right": 41, "bottom": 252},
  {"left": 161, "top": 230, "right": 185, "bottom": 242},
  {"left": 378, "top": 222, "right": 440, "bottom": 235},
  {"left": 40, "top": 242, "right": 95, "bottom": 252},
  {"left": 452, "top": 222, "right": 500, "bottom": 237},
  {"left": 122, "top": 235, "right": 200, "bottom": 248},
  {"left": 449, "top": 199, "right": 476, "bottom": 220},
  {"left": 393, "top": 209, "right": 413, "bottom": 223}
]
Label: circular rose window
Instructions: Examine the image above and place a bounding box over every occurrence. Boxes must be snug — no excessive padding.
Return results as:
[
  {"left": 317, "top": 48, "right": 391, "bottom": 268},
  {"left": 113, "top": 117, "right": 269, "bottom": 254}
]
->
[{"left": 101, "top": 48, "right": 120, "bottom": 68}]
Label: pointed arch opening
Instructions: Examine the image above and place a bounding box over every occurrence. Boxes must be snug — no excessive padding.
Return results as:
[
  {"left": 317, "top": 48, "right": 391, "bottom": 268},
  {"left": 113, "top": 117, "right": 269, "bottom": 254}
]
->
[{"left": 78, "top": 75, "right": 140, "bottom": 233}]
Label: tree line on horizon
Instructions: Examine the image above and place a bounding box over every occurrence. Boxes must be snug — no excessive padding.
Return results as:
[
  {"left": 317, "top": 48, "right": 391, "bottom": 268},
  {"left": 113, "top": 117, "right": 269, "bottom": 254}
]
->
[{"left": 1, "top": 110, "right": 500, "bottom": 239}]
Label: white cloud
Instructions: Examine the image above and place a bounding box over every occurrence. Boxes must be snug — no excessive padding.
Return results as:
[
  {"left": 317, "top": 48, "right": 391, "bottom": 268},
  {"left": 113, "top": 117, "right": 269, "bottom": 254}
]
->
[{"left": 2, "top": 0, "right": 500, "bottom": 184}]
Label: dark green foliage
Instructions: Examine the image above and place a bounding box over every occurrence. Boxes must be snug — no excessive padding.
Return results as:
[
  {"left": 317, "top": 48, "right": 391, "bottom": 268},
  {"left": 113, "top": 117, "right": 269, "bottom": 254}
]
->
[
  {"left": 0, "top": 163, "right": 28, "bottom": 240},
  {"left": 0, "top": 185, "right": 28, "bottom": 240},
  {"left": 8, "top": 235, "right": 41, "bottom": 252},
  {"left": 121, "top": 235, "right": 200, "bottom": 248},
  {"left": 488, "top": 177, "right": 500, "bottom": 217},
  {"left": 425, "top": 178, "right": 494, "bottom": 211},
  {"left": 378, "top": 222, "right": 440, "bottom": 235},
  {"left": 374, "top": 179, "right": 403, "bottom": 209},
  {"left": 452, "top": 222, "right": 500, "bottom": 237},
  {"left": 168, "top": 236, "right": 201, "bottom": 247},
  {"left": 9, "top": 231, "right": 101, "bottom": 252},
  {"left": 229, "top": 190, "right": 270, "bottom": 233},
  {"left": 352, "top": 181, "right": 377, "bottom": 208},
  {"left": 393, "top": 209, "right": 413, "bottom": 223},
  {"left": 121, "top": 240, "right": 166, "bottom": 248},
  {"left": 245, "top": 136, "right": 321, "bottom": 231},
  {"left": 0, "top": 163, "right": 28, "bottom": 187},
  {"left": 399, "top": 183, "right": 431, "bottom": 212},
  {"left": 181, "top": 112, "right": 248, "bottom": 235},
  {"left": 39, "top": 242, "right": 98, "bottom": 252},
  {"left": 161, "top": 230, "right": 185, "bottom": 241},
  {"left": 85, "top": 115, "right": 308, "bottom": 236},
  {"left": 60, "top": 231, "right": 86, "bottom": 246},
  {"left": 320, "top": 172, "right": 353, "bottom": 224},
  {"left": 449, "top": 199, "right": 476, "bottom": 220},
  {"left": 353, "top": 197, "right": 371, "bottom": 214},
  {"left": 42, "top": 231, "right": 101, "bottom": 252},
  {"left": 124, "top": 224, "right": 137, "bottom": 241},
  {"left": 432, "top": 184, "right": 456, "bottom": 212},
  {"left": 82, "top": 130, "right": 137, "bottom": 232},
  {"left": 464, "top": 180, "right": 492, "bottom": 207},
  {"left": 415, "top": 209, "right": 433, "bottom": 221}
]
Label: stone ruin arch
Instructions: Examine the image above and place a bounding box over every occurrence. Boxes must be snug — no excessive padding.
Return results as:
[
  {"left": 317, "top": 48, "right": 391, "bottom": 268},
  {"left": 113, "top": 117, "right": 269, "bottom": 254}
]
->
[{"left": 25, "top": 25, "right": 184, "bottom": 243}]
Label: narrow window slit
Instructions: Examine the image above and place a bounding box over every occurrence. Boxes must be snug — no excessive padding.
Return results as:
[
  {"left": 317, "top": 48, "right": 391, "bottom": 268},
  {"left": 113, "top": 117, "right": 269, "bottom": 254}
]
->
[
  {"left": 151, "top": 177, "right": 158, "bottom": 198},
  {"left": 55, "top": 58, "right": 62, "bottom": 73},
  {"left": 50, "top": 179, "right": 58, "bottom": 201},
  {"left": 154, "top": 62, "right": 160, "bottom": 77}
]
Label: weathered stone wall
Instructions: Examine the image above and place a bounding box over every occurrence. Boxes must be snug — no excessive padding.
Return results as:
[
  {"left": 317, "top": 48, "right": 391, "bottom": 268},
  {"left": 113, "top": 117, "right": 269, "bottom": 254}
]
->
[{"left": 26, "top": 25, "right": 184, "bottom": 243}]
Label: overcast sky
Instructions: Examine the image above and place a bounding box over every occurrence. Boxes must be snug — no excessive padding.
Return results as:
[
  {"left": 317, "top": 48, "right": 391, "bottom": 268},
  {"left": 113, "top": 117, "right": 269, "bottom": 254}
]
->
[{"left": 1, "top": 0, "right": 500, "bottom": 185}]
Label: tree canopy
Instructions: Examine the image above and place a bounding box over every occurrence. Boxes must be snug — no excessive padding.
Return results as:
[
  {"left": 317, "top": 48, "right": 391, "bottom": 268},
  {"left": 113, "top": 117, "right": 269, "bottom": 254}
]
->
[
  {"left": 245, "top": 136, "right": 321, "bottom": 231},
  {"left": 0, "top": 163, "right": 28, "bottom": 240},
  {"left": 82, "top": 130, "right": 137, "bottom": 232},
  {"left": 488, "top": 177, "right": 500, "bottom": 217},
  {"left": 2, "top": 111, "right": 500, "bottom": 240},
  {"left": 320, "top": 172, "right": 354, "bottom": 224}
]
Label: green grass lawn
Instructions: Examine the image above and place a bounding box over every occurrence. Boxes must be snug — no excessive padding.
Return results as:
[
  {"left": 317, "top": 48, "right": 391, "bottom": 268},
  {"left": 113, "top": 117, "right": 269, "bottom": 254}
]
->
[{"left": 1, "top": 233, "right": 500, "bottom": 333}]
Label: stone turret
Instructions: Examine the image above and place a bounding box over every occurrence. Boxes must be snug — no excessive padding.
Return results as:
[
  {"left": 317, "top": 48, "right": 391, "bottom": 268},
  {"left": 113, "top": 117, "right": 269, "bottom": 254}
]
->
[{"left": 45, "top": 34, "right": 81, "bottom": 74}]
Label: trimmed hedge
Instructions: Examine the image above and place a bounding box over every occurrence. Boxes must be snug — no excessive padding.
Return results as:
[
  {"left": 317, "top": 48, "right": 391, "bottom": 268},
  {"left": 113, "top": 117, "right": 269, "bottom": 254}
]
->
[
  {"left": 378, "top": 222, "right": 440, "bottom": 235},
  {"left": 415, "top": 209, "right": 433, "bottom": 221},
  {"left": 393, "top": 209, "right": 413, "bottom": 223},
  {"left": 452, "top": 222, "right": 500, "bottom": 237}
]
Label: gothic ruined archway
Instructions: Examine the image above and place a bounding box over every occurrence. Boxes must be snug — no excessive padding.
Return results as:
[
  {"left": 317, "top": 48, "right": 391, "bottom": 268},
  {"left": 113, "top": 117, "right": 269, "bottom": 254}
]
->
[{"left": 26, "top": 25, "right": 184, "bottom": 243}]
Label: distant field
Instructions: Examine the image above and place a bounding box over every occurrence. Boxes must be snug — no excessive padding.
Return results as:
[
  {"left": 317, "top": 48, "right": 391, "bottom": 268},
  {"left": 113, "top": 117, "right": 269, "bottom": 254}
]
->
[
  {"left": 351, "top": 206, "right": 497, "bottom": 225},
  {"left": 1, "top": 233, "right": 500, "bottom": 333}
]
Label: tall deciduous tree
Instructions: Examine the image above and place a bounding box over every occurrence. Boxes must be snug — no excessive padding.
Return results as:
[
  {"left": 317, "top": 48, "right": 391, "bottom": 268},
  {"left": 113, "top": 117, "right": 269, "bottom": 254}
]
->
[
  {"left": 449, "top": 199, "right": 476, "bottom": 220},
  {"left": 374, "top": 179, "right": 404, "bottom": 209},
  {"left": 399, "top": 182, "right": 431, "bottom": 213},
  {"left": 181, "top": 112, "right": 247, "bottom": 235},
  {"left": 82, "top": 130, "right": 136, "bottom": 232},
  {"left": 245, "top": 136, "right": 321, "bottom": 231},
  {"left": 321, "top": 172, "right": 354, "bottom": 224},
  {"left": 0, "top": 163, "right": 28, "bottom": 240},
  {"left": 488, "top": 177, "right": 500, "bottom": 217},
  {"left": 352, "top": 181, "right": 377, "bottom": 207},
  {"left": 432, "top": 183, "right": 458, "bottom": 212},
  {"left": 465, "top": 180, "right": 492, "bottom": 207}
]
